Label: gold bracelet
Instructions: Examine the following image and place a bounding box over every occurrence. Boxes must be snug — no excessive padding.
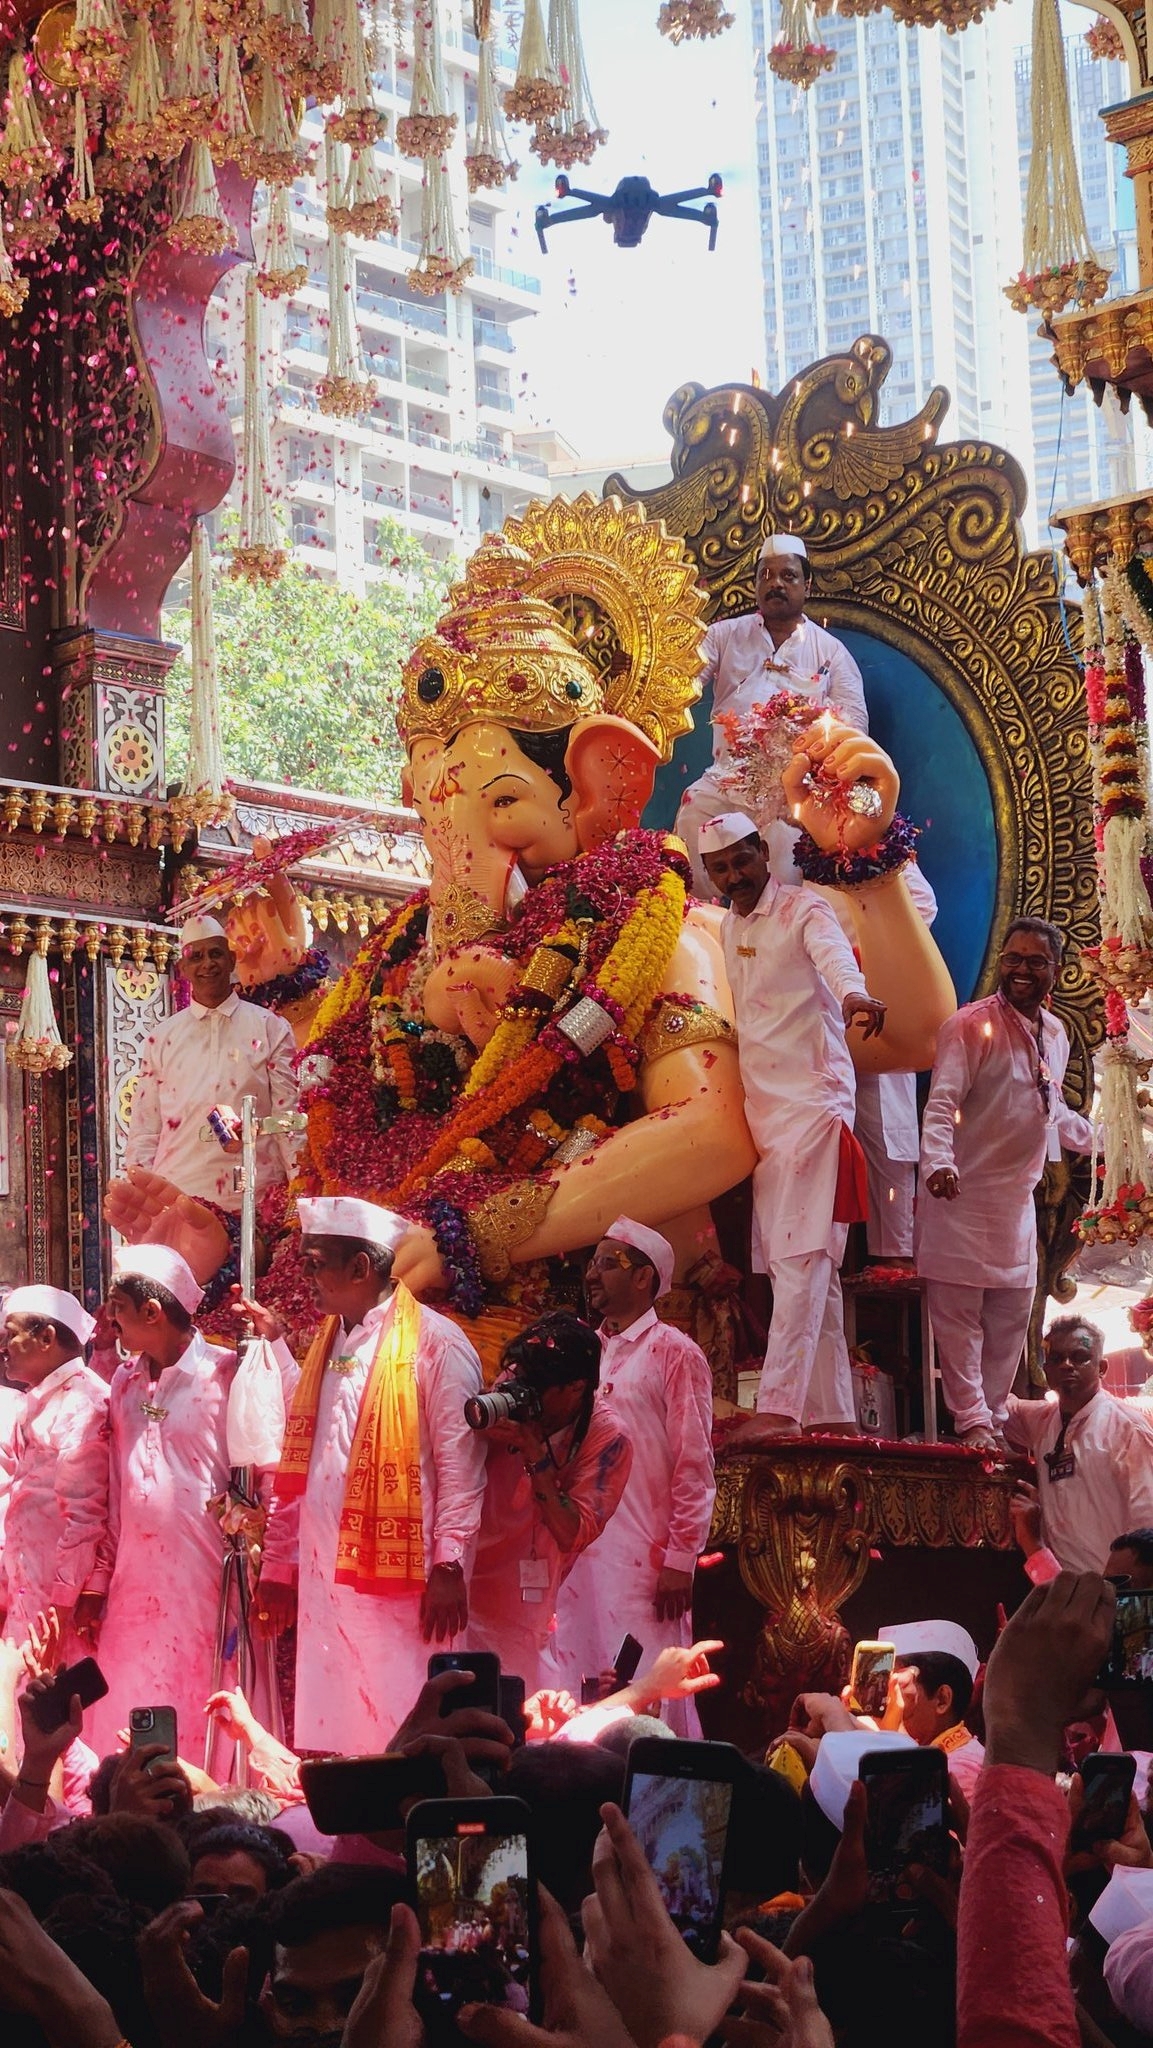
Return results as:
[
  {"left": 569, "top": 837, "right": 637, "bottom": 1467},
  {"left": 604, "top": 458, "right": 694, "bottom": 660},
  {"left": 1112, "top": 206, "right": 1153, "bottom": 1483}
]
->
[{"left": 468, "top": 1178, "right": 557, "bottom": 1283}]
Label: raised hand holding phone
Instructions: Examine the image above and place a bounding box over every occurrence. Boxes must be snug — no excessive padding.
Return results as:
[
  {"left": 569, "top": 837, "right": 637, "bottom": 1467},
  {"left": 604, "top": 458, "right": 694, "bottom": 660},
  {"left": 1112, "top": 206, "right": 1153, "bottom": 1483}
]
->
[{"left": 581, "top": 1802, "right": 747, "bottom": 2048}]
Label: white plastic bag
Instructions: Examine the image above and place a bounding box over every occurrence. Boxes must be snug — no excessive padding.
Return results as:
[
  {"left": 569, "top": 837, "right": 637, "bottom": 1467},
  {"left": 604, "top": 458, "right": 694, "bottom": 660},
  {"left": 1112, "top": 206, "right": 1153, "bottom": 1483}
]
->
[{"left": 226, "top": 1336, "right": 288, "bottom": 1466}]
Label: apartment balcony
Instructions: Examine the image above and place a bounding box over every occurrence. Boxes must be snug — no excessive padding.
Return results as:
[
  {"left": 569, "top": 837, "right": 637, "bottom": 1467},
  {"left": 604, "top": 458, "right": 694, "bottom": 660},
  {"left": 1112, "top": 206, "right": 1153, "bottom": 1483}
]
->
[
  {"left": 473, "top": 318, "right": 515, "bottom": 356},
  {"left": 359, "top": 287, "right": 449, "bottom": 341},
  {"left": 455, "top": 437, "right": 550, "bottom": 484},
  {"left": 467, "top": 246, "right": 541, "bottom": 311},
  {"left": 477, "top": 385, "right": 515, "bottom": 415}
]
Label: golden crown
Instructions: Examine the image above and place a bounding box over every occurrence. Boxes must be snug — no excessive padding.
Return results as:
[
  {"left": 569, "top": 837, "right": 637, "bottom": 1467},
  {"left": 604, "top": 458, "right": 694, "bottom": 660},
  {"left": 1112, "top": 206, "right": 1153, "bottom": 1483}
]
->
[{"left": 396, "top": 495, "right": 706, "bottom": 762}]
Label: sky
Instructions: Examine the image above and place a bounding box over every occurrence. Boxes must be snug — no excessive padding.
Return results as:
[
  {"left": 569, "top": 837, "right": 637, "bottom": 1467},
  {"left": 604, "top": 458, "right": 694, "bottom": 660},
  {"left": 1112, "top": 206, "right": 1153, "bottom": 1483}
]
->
[{"left": 499, "top": 3, "right": 764, "bottom": 464}]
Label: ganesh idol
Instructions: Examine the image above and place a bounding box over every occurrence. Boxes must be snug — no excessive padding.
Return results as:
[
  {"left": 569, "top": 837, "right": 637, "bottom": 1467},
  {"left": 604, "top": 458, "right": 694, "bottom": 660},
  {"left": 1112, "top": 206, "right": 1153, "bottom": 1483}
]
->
[{"left": 105, "top": 496, "right": 955, "bottom": 1355}]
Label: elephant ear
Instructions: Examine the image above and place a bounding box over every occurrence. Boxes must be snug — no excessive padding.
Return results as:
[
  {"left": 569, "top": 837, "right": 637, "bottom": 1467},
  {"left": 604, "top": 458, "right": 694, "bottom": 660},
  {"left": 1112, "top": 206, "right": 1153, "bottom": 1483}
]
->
[{"left": 565, "top": 716, "right": 662, "bottom": 851}]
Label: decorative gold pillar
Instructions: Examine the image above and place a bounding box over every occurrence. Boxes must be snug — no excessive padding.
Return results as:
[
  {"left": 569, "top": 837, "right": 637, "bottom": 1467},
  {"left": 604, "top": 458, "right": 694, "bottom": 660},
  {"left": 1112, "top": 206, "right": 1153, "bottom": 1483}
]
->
[{"left": 1103, "top": 93, "right": 1153, "bottom": 290}]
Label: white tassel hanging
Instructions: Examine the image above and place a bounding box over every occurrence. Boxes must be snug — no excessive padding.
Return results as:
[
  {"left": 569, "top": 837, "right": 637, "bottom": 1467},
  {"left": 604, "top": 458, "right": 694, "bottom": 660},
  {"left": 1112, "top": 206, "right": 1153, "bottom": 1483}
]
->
[
  {"left": 6, "top": 946, "right": 71, "bottom": 1075},
  {"left": 396, "top": 0, "right": 456, "bottom": 158},
  {"left": 0, "top": 207, "right": 27, "bottom": 317},
  {"left": 1099, "top": 1039, "right": 1152, "bottom": 1206},
  {"left": 246, "top": 58, "right": 305, "bottom": 184},
  {"left": 169, "top": 139, "right": 232, "bottom": 253},
  {"left": 317, "top": 131, "right": 377, "bottom": 417},
  {"left": 532, "top": 0, "right": 606, "bottom": 168},
  {"left": 174, "top": 520, "right": 232, "bottom": 836},
  {"left": 327, "top": 137, "right": 399, "bottom": 237},
  {"left": 249, "top": 0, "right": 317, "bottom": 95},
  {"left": 1006, "top": 0, "right": 1110, "bottom": 314},
  {"left": 107, "top": 15, "right": 177, "bottom": 161},
  {"left": 657, "top": 0, "right": 735, "bottom": 39},
  {"left": 231, "top": 271, "right": 286, "bottom": 584},
  {"left": 767, "top": 0, "right": 836, "bottom": 89},
  {"left": 209, "top": 35, "right": 256, "bottom": 165},
  {"left": 70, "top": 0, "right": 129, "bottom": 95},
  {"left": 256, "top": 182, "right": 307, "bottom": 297},
  {"left": 163, "top": 0, "right": 220, "bottom": 147},
  {"left": 0, "top": 48, "right": 60, "bottom": 187},
  {"left": 327, "top": 8, "right": 385, "bottom": 144},
  {"left": 503, "top": 0, "right": 565, "bottom": 125},
  {"left": 466, "top": 25, "right": 517, "bottom": 190},
  {"left": 408, "top": 149, "right": 473, "bottom": 295},
  {"left": 309, "top": 0, "right": 348, "bottom": 99},
  {"left": 65, "top": 91, "right": 102, "bottom": 223}
]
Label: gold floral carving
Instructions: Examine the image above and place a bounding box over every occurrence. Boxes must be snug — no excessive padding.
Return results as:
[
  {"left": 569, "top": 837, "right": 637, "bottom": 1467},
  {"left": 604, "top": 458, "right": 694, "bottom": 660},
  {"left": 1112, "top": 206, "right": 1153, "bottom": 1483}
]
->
[
  {"left": 610, "top": 332, "right": 1099, "bottom": 1107},
  {"left": 1054, "top": 489, "right": 1153, "bottom": 582},
  {"left": 1048, "top": 290, "right": 1153, "bottom": 408},
  {"left": 736, "top": 1458, "right": 871, "bottom": 1723},
  {"left": 716, "top": 1444, "right": 1018, "bottom": 1723}
]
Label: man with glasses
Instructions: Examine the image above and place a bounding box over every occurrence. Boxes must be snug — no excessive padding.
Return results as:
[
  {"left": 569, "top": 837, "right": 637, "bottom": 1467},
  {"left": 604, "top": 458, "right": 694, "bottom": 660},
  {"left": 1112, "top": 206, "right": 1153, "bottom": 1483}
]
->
[
  {"left": 915, "top": 917, "right": 1094, "bottom": 1449},
  {"left": 547, "top": 1218, "right": 715, "bottom": 1733}
]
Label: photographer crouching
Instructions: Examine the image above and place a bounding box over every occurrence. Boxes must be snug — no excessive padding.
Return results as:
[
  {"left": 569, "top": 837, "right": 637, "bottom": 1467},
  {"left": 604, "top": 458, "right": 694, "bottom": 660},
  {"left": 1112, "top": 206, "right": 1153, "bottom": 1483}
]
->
[{"left": 463, "top": 1310, "right": 633, "bottom": 1690}]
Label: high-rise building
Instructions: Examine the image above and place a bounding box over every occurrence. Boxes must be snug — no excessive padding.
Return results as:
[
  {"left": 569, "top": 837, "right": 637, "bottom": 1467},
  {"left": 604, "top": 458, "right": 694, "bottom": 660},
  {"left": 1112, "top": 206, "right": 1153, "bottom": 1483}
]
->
[
  {"left": 751, "top": 4, "right": 1147, "bottom": 543},
  {"left": 207, "top": 2, "right": 550, "bottom": 587}
]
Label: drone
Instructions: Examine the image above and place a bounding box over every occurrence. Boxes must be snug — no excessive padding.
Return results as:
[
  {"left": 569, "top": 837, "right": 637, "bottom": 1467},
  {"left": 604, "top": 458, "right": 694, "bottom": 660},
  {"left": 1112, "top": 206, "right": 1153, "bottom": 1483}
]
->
[{"left": 534, "top": 173, "right": 723, "bottom": 254}]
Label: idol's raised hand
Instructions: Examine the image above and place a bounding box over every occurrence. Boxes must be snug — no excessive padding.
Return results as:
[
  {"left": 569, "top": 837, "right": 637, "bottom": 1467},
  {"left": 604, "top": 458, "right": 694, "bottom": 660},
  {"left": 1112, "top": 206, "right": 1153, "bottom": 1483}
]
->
[{"left": 782, "top": 717, "right": 899, "bottom": 855}]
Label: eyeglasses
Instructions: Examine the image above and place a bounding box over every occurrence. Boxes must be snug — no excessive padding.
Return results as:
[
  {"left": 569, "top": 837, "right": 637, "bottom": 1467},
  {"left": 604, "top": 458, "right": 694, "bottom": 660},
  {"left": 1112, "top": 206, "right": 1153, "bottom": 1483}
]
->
[
  {"left": 587, "top": 1249, "right": 636, "bottom": 1275},
  {"left": 1000, "top": 952, "right": 1052, "bottom": 970}
]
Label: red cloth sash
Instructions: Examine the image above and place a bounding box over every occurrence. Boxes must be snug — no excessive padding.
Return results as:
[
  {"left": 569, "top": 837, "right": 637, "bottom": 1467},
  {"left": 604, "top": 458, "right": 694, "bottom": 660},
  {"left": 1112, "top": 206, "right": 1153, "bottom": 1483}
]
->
[{"left": 833, "top": 1119, "right": 869, "bottom": 1225}]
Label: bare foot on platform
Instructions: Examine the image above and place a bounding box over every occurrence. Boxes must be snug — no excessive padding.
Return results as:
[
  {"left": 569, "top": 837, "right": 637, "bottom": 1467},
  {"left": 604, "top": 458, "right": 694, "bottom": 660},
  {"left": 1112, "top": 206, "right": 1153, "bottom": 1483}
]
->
[
  {"left": 958, "top": 1426, "right": 999, "bottom": 1452},
  {"left": 720, "top": 1413, "right": 803, "bottom": 1450},
  {"left": 803, "top": 1422, "right": 863, "bottom": 1438}
]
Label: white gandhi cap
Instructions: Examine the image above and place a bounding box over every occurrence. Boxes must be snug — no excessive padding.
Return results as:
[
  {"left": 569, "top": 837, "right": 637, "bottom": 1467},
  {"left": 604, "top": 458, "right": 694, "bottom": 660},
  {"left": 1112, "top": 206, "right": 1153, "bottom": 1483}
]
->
[
  {"left": 297, "top": 1195, "right": 409, "bottom": 1254},
  {"left": 111, "top": 1243, "right": 205, "bottom": 1315},
  {"left": 882, "top": 1620, "right": 980, "bottom": 1681},
  {"left": 603, "top": 1215, "right": 676, "bottom": 1299},
  {"left": 810, "top": 1729, "right": 915, "bottom": 1830},
  {"left": 697, "top": 812, "right": 761, "bottom": 857},
  {"left": 758, "top": 532, "right": 808, "bottom": 561},
  {"left": 180, "top": 914, "right": 229, "bottom": 951},
  {"left": 4, "top": 1284, "right": 96, "bottom": 1347}
]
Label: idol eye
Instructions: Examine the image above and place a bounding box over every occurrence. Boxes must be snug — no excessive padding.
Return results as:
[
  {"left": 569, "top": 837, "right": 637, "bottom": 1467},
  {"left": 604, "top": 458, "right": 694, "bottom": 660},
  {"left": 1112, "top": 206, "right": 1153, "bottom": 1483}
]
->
[{"left": 417, "top": 667, "right": 445, "bottom": 704}]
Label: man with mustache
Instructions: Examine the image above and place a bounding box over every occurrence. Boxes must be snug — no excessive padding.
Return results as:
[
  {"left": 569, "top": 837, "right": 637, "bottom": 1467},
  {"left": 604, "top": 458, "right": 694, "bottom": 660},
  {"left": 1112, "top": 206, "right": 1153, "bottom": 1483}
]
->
[
  {"left": 916, "top": 917, "right": 1094, "bottom": 1449},
  {"left": 676, "top": 531, "right": 869, "bottom": 898}
]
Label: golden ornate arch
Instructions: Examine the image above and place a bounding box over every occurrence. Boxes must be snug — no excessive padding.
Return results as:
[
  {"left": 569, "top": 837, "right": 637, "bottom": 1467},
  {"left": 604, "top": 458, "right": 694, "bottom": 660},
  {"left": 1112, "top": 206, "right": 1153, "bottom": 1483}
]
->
[{"left": 605, "top": 333, "right": 1101, "bottom": 1109}]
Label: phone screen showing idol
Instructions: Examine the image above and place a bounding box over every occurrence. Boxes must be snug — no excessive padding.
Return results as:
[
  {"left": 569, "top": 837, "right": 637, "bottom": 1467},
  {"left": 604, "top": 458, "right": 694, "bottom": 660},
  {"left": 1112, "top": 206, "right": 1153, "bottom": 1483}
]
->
[
  {"left": 412, "top": 1813, "right": 535, "bottom": 2022},
  {"left": 626, "top": 1770, "right": 733, "bottom": 1960}
]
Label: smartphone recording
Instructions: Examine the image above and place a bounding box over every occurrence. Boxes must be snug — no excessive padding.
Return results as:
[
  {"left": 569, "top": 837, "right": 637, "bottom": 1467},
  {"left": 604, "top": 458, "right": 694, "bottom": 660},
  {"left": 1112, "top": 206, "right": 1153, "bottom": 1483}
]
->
[
  {"left": 408, "top": 1797, "right": 536, "bottom": 2024},
  {"left": 622, "top": 1738, "right": 742, "bottom": 1962},
  {"left": 1099, "top": 1591, "right": 1153, "bottom": 1688}
]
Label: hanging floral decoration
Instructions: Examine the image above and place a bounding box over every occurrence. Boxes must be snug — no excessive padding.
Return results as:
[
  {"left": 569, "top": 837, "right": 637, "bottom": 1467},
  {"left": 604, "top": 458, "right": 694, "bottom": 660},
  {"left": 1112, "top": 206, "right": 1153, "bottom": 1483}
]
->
[
  {"left": 396, "top": 0, "right": 456, "bottom": 157},
  {"left": 7, "top": 945, "right": 72, "bottom": 1074},
  {"left": 532, "top": 0, "right": 607, "bottom": 170},
  {"left": 503, "top": 0, "right": 565, "bottom": 124},
  {"left": 1005, "top": 0, "right": 1112, "bottom": 314},
  {"left": 466, "top": 13, "right": 518, "bottom": 190},
  {"left": 326, "top": 137, "right": 400, "bottom": 237},
  {"left": 408, "top": 141, "right": 474, "bottom": 296},
  {"left": 768, "top": 0, "right": 836, "bottom": 89},
  {"left": 65, "top": 89, "right": 102, "bottom": 223},
  {"left": 1075, "top": 568, "right": 1153, "bottom": 1253},
  {"left": 168, "top": 136, "right": 233, "bottom": 253},
  {"left": 886, "top": 0, "right": 996, "bottom": 28},
  {"left": 69, "top": 0, "right": 129, "bottom": 96},
  {"left": 170, "top": 521, "right": 234, "bottom": 836},
  {"left": 0, "top": 47, "right": 60, "bottom": 187},
  {"left": 318, "top": 128, "right": 377, "bottom": 415},
  {"left": 256, "top": 182, "right": 307, "bottom": 297},
  {"left": 1084, "top": 12, "right": 1124, "bottom": 59},
  {"left": 657, "top": 0, "right": 735, "bottom": 39},
  {"left": 231, "top": 270, "right": 287, "bottom": 583}
]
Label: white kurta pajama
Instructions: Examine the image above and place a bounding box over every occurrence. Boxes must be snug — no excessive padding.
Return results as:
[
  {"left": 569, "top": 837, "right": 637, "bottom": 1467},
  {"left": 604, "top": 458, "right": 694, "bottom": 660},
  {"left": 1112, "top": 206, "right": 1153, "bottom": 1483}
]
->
[
  {"left": 723, "top": 880, "right": 868, "bottom": 1425},
  {"left": 676, "top": 613, "right": 869, "bottom": 897},
  {"left": 124, "top": 992, "right": 300, "bottom": 1210},
  {"left": 261, "top": 1295, "right": 486, "bottom": 1755},
  {"left": 0, "top": 1358, "right": 109, "bottom": 1648},
  {"left": 916, "top": 994, "right": 1094, "bottom": 1436},
  {"left": 547, "top": 1310, "right": 715, "bottom": 1734},
  {"left": 77, "top": 1333, "right": 267, "bottom": 1760}
]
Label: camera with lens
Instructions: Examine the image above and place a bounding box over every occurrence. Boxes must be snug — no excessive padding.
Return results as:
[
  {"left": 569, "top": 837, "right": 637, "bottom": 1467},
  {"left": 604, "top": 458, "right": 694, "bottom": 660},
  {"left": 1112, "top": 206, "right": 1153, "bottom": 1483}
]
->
[{"left": 463, "top": 1381, "right": 542, "bottom": 1432}]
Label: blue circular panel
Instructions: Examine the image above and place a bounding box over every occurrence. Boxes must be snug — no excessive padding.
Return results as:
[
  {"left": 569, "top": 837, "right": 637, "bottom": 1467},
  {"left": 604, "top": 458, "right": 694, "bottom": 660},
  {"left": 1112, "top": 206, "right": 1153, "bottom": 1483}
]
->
[{"left": 645, "top": 625, "right": 997, "bottom": 1005}]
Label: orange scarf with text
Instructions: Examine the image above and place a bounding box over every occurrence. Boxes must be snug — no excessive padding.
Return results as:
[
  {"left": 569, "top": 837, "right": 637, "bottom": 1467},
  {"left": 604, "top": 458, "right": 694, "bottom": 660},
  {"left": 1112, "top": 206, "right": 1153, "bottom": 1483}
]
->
[{"left": 275, "top": 1286, "right": 425, "bottom": 1596}]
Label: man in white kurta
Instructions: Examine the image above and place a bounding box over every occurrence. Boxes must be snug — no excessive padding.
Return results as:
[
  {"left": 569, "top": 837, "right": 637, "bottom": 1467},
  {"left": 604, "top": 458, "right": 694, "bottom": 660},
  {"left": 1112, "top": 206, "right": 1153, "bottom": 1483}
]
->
[
  {"left": 548, "top": 1219, "right": 715, "bottom": 1735},
  {"left": 124, "top": 915, "right": 299, "bottom": 1212},
  {"left": 677, "top": 534, "right": 869, "bottom": 898},
  {"left": 1002, "top": 1316, "right": 1153, "bottom": 1573},
  {"left": 0, "top": 1286, "right": 106, "bottom": 1654},
  {"left": 258, "top": 1196, "right": 487, "bottom": 1754},
  {"left": 74, "top": 1245, "right": 261, "bottom": 1761},
  {"left": 702, "top": 814, "right": 887, "bottom": 1436},
  {"left": 916, "top": 918, "right": 1094, "bottom": 1446}
]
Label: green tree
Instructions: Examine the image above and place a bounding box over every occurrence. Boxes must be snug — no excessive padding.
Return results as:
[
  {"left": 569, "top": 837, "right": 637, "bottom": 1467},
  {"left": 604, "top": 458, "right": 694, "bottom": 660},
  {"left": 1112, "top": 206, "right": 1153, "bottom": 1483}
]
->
[{"left": 163, "top": 518, "right": 451, "bottom": 802}]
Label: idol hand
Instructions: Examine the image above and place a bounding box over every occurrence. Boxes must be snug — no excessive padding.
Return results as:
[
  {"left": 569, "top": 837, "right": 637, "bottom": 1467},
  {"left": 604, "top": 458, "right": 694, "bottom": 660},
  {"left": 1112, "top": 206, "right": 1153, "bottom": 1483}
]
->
[{"left": 781, "top": 720, "right": 899, "bottom": 854}]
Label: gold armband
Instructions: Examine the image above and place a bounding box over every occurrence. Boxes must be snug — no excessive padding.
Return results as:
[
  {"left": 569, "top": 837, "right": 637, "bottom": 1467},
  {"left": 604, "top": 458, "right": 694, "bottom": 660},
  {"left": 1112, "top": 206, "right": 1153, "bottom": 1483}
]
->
[
  {"left": 638, "top": 996, "right": 735, "bottom": 1063},
  {"left": 468, "top": 1178, "right": 557, "bottom": 1282}
]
